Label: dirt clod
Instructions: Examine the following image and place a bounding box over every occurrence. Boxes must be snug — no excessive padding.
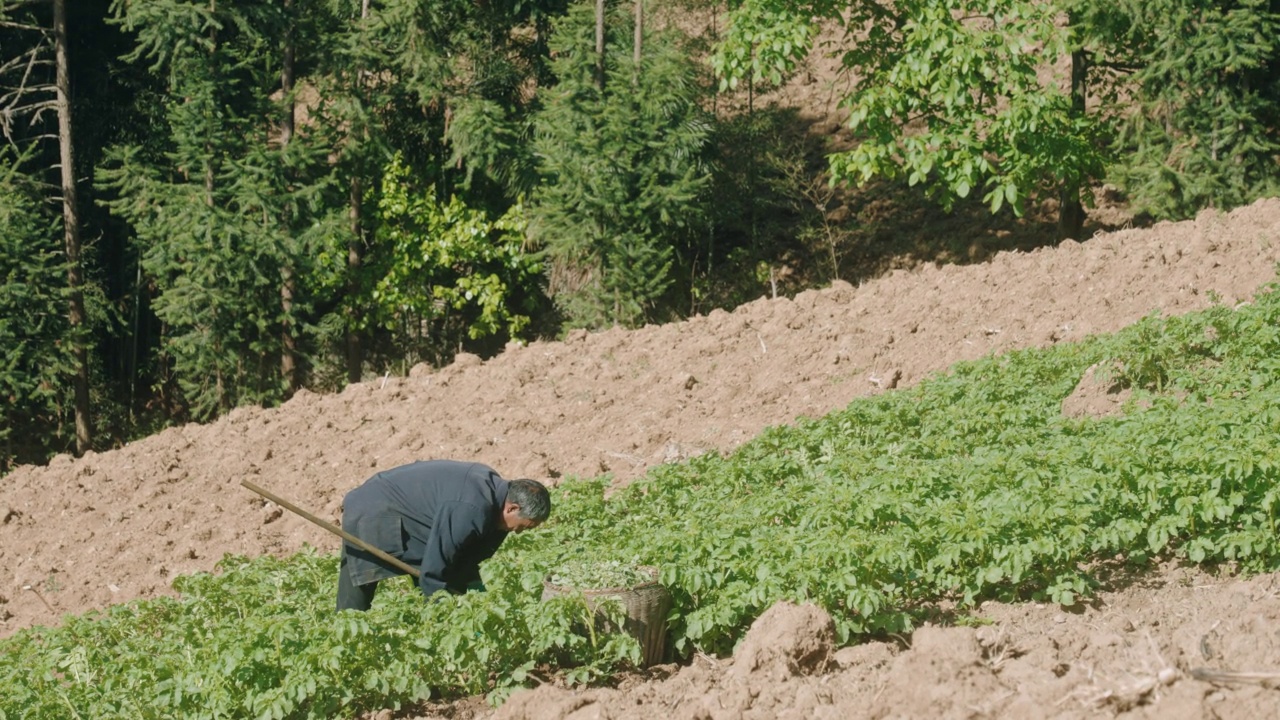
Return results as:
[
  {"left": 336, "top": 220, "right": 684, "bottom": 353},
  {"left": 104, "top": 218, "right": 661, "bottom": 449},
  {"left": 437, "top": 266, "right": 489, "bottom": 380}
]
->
[{"left": 729, "top": 602, "right": 836, "bottom": 680}]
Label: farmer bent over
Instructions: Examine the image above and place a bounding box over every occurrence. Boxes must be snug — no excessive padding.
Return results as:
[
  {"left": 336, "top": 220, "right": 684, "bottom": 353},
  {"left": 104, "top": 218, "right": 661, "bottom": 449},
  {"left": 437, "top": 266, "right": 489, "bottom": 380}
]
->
[{"left": 336, "top": 459, "right": 551, "bottom": 611}]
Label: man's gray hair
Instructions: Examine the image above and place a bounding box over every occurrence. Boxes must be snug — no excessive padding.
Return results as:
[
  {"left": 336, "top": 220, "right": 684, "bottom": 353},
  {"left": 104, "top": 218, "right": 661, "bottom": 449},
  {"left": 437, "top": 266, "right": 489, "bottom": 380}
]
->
[{"left": 508, "top": 479, "right": 551, "bottom": 522}]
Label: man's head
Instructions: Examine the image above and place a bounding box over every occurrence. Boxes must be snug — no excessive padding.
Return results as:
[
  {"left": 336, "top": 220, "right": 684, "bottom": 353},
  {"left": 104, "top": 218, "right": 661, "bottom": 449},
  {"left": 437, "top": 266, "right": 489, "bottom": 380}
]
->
[{"left": 500, "top": 478, "right": 551, "bottom": 533}]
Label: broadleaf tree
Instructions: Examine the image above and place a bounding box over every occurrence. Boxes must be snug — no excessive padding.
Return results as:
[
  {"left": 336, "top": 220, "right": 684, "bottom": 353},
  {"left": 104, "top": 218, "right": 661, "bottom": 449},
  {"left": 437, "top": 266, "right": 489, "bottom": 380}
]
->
[
  {"left": 306, "top": 0, "right": 563, "bottom": 378},
  {"left": 364, "top": 154, "right": 542, "bottom": 365},
  {"left": 714, "top": 0, "right": 1280, "bottom": 236},
  {"left": 716, "top": 0, "right": 1107, "bottom": 239}
]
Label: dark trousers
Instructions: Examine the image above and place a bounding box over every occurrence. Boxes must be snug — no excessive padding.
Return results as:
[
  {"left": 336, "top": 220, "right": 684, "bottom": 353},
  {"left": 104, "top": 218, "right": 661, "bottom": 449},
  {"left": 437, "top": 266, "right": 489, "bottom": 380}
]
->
[{"left": 336, "top": 549, "right": 379, "bottom": 611}]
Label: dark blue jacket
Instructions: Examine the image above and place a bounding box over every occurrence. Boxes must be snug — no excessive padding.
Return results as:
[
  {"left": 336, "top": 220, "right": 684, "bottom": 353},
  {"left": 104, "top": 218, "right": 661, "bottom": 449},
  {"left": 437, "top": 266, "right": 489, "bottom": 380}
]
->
[{"left": 341, "top": 460, "right": 510, "bottom": 598}]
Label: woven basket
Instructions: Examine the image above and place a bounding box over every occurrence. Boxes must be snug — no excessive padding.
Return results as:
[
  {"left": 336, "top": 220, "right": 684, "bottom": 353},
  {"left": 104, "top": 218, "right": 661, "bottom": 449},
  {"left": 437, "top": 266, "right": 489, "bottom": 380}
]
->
[{"left": 541, "top": 565, "right": 672, "bottom": 667}]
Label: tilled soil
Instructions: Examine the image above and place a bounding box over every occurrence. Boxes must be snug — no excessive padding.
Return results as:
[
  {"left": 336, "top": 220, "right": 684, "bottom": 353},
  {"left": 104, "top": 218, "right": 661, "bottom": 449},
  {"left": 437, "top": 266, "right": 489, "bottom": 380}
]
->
[
  {"left": 479, "top": 565, "right": 1280, "bottom": 720},
  {"left": 3, "top": 198, "right": 1280, "bottom": 718}
]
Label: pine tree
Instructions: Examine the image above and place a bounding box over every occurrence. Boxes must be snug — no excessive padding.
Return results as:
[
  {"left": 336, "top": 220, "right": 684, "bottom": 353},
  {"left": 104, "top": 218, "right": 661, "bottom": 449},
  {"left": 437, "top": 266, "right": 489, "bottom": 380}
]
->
[
  {"left": 305, "top": 0, "right": 559, "bottom": 376},
  {"left": 0, "top": 151, "right": 74, "bottom": 469},
  {"left": 1, "top": 0, "right": 98, "bottom": 456},
  {"left": 1089, "top": 0, "right": 1280, "bottom": 218},
  {"left": 102, "top": 0, "right": 344, "bottom": 419},
  {"left": 529, "top": 1, "right": 710, "bottom": 329},
  {"left": 53, "top": 0, "right": 93, "bottom": 452}
]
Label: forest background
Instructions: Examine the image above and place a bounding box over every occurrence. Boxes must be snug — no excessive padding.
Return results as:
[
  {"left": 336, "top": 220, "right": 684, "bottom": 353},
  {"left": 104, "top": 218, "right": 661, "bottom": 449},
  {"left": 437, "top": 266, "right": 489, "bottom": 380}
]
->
[{"left": 1, "top": 0, "right": 1277, "bottom": 472}]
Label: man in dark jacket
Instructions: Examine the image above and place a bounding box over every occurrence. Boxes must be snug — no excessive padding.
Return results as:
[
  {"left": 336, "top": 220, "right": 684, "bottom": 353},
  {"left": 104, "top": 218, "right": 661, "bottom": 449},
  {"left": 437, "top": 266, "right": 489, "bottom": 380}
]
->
[{"left": 336, "top": 459, "right": 551, "bottom": 611}]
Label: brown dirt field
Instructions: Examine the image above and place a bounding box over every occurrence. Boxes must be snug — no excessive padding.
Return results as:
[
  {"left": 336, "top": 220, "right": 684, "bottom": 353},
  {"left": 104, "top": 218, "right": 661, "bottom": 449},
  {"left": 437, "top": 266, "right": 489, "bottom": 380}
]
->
[
  {"left": 477, "top": 565, "right": 1280, "bottom": 720},
  {"left": 3, "top": 198, "right": 1280, "bottom": 718}
]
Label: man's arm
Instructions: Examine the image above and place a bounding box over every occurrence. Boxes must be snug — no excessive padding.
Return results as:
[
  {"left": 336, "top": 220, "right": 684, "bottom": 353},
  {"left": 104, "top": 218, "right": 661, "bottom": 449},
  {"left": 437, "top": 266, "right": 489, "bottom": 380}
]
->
[{"left": 419, "top": 502, "right": 485, "bottom": 597}]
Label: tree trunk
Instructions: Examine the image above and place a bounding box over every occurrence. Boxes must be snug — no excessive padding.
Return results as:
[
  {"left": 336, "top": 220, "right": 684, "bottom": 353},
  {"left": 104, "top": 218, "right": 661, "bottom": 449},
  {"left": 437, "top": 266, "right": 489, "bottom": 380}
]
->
[
  {"left": 633, "top": 0, "right": 642, "bottom": 68},
  {"left": 280, "top": 267, "right": 298, "bottom": 389},
  {"left": 346, "top": 175, "right": 364, "bottom": 384},
  {"left": 279, "top": 0, "right": 299, "bottom": 393},
  {"left": 54, "top": 0, "right": 93, "bottom": 454},
  {"left": 1058, "top": 45, "right": 1087, "bottom": 241},
  {"left": 345, "top": 0, "right": 371, "bottom": 385},
  {"left": 595, "top": 0, "right": 606, "bottom": 91},
  {"left": 281, "top": 0, "right": 295, "bottom": 148},
  {"left": 205, "top": 0, "right": 217, "bottom": 207}
]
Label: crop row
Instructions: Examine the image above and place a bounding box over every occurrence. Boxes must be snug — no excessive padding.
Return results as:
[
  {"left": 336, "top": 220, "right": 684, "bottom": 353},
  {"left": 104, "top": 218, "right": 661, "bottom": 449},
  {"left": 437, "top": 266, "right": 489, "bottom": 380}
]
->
[{"left": 3, "top": 281, "right": 1279, "bottom": 718}]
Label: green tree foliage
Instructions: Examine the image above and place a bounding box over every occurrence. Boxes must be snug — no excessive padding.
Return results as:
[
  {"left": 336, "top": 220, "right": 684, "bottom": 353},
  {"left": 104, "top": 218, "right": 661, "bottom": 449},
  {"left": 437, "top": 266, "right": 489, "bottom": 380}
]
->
[
  {"left": 292, "top": 0, "right": 564, "bottom": 379},
  {"left": 1089, "top": 0, "right": 1280, "bottom": 218},
  {"left": 435, "top": 0, "right": 567, "bottom": 199},
  {"left": 364, "top": 154, "right": 542, "bottom": 364},
  {"left": 0, "top": 153, "right": 73, "bottom": 469},
  {"left": 716, "top": 0, "right": 1107, "bottom": 232},
  {"left": 709, "top": 0, "right": 817, "bottom": 90},
  {"left": 348, "top": 0, "right": 563, "bottom": 206},
  {"left": 529, "top": 1, "right": 711, "bottom": 329},
  {"left": 831, "top": 1, "right": 1106, "bottom": 222},
  {"left": 101, "top": 0, "right": 346, "bottom": 420},
  {"left": 715, "top": 0, "right": 1280, "bottom": 231}
]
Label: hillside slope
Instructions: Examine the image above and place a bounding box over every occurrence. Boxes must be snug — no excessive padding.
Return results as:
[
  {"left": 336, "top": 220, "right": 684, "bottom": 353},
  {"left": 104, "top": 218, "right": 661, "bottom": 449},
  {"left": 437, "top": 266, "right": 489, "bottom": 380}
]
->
[{"left": 2, "top": 200, "right": 1279, "bottom": 645}]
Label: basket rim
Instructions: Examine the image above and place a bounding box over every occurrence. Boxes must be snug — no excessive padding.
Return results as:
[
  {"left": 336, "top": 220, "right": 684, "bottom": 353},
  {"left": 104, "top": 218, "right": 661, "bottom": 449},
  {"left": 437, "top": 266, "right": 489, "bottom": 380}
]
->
[{"left": 542, "top": 564, "right": 664, "bottom": 594}]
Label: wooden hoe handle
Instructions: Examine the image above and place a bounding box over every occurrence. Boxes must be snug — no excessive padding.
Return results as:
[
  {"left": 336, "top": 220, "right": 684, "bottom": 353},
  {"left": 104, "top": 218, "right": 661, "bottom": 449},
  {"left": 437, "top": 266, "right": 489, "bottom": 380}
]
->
[{"left": 240, "top": 479, "right": 421, "bottom": 578}]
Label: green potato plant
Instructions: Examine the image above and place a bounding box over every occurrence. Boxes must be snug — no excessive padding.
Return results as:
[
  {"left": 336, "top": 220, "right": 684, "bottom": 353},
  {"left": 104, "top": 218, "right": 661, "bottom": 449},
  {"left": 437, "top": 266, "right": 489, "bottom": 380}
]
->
[{"left": 5, "top": 279, "right": 1280, "bottom": 718}]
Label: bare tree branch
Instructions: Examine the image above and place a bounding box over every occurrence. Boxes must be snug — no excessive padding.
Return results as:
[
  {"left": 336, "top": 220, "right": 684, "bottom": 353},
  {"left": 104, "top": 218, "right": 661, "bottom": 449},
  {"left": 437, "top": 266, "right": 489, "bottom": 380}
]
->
[
  {"left": 0, "top": 19, "right": 44, "bottom": 31},
  {"left": 1, "top": 107, "right": 57, "bottom": 145},
  {"left": 0, "top": 19, "right": 55, "bottom": 144},
  {"left": 16, "top": 33, "right": 48, "bottom": 89},
  {"left": 0, "top": 89, "right": 55, "bottom": 107},
  {"left": 2, "top": 126, "right": 60, "bottom": 149},
  {"left": 1, "top": 100, "right": 57, "bottom": 118},
  {"left": 0, "top": 47, "right": 47, "bottom": 75}
]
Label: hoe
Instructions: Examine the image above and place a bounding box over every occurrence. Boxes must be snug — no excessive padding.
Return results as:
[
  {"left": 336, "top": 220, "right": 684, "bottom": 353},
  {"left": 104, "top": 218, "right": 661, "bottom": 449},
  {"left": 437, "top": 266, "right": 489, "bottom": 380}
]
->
[{"left": 240, "top": 479, "right": 420, "bottom": 578}]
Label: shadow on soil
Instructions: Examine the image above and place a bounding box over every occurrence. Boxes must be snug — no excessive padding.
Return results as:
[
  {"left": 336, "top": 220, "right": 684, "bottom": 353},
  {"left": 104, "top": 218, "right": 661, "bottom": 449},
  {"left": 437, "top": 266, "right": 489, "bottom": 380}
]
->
[{"left": 698, "top": 104, "right": 1144, "bottom": 307}]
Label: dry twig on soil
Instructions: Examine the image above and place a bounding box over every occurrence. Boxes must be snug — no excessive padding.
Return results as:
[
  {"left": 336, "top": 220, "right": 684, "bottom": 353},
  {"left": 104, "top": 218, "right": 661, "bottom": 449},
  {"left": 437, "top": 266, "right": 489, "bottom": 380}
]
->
[{"left": 1191, "top": 667, "right": 1280, "bottom": 687}]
